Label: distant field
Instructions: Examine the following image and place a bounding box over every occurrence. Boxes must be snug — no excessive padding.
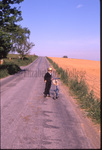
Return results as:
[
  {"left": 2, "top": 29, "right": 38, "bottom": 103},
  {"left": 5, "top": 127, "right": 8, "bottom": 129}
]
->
[{"left": 49, "top": 57, "right": 100, "bottom": 100}]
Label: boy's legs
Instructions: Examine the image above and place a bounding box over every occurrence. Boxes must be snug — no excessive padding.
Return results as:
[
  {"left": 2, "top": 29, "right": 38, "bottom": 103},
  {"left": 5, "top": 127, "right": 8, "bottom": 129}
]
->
[
  {"left": 47, "top": 82, "right": 51, "bottom": 96},
  {"left": 44, "top": 82, "right": 51, "bottom": 96},
  {"left": 44, "top": 83, "right": 47, "bottom": 96}
]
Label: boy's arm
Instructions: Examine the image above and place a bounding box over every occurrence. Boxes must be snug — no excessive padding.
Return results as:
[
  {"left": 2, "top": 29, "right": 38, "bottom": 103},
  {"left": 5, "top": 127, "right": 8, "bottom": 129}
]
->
[{"left": 44, "top": 73, "right": 47, "bottom": 82}]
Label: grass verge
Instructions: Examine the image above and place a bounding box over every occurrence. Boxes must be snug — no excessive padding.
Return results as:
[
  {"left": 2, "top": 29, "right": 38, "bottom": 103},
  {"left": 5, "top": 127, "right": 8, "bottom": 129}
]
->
[
  {"left": 0, "top": 54, "right": 38, "bottom": 79},
  {"left": 0, "top": 63, "right": 21, "bottom": 78},
  {"left": 47, "top": 57, "right": 101, "bottom": 124}
]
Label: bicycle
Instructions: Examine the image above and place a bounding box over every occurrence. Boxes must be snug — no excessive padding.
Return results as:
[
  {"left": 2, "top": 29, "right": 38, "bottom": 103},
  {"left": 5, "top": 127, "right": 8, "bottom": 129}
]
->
[{"left": 52, "top": 78, "right": 60, "bottom": 100}]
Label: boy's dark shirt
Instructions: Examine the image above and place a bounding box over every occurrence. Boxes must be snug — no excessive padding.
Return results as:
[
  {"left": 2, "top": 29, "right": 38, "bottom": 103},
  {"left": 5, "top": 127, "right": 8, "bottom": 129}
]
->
[{"left": 44, "top": 72, "right": 52, "bottom": 82}]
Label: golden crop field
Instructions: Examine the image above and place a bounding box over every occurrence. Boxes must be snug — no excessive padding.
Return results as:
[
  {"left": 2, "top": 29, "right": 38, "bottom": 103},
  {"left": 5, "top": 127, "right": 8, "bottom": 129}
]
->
[{"left": 49, "top": 57, "right": 100, "bottom": 100}]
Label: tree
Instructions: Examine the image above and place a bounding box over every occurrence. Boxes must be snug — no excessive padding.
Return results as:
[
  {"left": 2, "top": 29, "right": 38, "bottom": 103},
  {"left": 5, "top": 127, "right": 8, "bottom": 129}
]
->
[
  {"left": 12, "top": 26, "right": 35, "bottom": 59},
  {"left": 63, "top": 56, "right": 68, "bottom": 58},
  {"left": 0, "top": 0, "right": 24, "bottom": 58},
  {"left": 11, "top": 25, "right": 30, "bottom": 52},
  {"left": 0, "top": 28, "right": 12, "bottom": 58},
  {"left": 17, "top": 40, "right": 35, "bottom": 59}
]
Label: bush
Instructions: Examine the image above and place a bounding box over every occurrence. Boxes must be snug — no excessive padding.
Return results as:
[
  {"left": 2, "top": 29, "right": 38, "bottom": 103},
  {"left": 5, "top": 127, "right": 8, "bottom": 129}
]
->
[
  {"left": 0, "top": 63, "right": 21, "bottom": 78},
  {"left": 63, "top": 56, "right": 68, "bottom": 58},
  {"left": 88, "top": 99, "right": 100, "bottom": 123},
  {"left": 0, "top": 69, "right": 9, "bottom": 78},
  {"left": 60, "top": 70, "right": 68, "bottom": 85},
  {"left": 6, "top": 63, "right": 21, "bottom": 74},
  {"left": 0, "top": 55, "right": 38, "bottom": 79}
]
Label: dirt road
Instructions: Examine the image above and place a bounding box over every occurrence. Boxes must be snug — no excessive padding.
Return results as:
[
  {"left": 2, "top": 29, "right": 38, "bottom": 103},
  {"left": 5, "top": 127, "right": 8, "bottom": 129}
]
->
[{"left": 1, "top": 57, "right": 100, "bottom": 149}]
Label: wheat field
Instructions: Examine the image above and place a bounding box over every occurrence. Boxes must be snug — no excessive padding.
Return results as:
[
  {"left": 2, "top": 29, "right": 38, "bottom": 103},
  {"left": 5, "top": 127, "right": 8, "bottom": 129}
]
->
[{"left": 49, "top": 57, "right": 100, "bottom": 100}]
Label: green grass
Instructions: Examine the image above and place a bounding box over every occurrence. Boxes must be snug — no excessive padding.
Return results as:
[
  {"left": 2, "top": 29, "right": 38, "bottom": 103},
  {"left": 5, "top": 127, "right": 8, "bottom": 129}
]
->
[
  {"left": 47, "top": 57, "right": 101, "bottom": 124},
  {"left": 0, "top": 62, "right": 21, "bottom": 78},
  {"left": 0, "top": 54, "right": 38, "bottom": 79},
  {"left": 6, "top": 54, "right": 38, "bottom": 66}
]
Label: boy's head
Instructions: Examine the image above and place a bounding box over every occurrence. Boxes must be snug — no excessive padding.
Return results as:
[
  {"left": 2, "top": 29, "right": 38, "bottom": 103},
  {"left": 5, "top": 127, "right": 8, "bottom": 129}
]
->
[{"left": 48, "top": 67, "right": 52, "bottom": 73}]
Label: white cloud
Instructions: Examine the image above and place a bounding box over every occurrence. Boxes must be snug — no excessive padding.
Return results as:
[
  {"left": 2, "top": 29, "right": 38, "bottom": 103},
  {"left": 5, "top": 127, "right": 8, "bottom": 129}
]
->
[{"left": 76, "top": 4, "right": 83, "bottom": 8}]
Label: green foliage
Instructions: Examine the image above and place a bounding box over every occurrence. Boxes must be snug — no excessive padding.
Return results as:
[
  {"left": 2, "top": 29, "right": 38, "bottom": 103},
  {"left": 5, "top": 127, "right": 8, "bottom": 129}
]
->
[
  {"left": 87, "top": 98, "right": 100, "bottom": 124},
  {"left": 69, "top": 78, "right": 88, "bottom": 98},
  {"left": 0, "top": 30, "right": 12, "bottom": 58},
  {"left": 63, "top": 56, "right": 68, "bottom": 58},
  {"left": 0, "top": 63, "right": 21, "bottom": 78},
  {"left": 6, "top": 63, "right": 21, "bottom": 74},
  {"left": 0, "top": 0, "right": 24, "bottom": 58},
  {"left": 5, "top": 54, "right": 38, "bottom": 66},
  {"left": 0, "top": 68, "right": 9, "bottom": 78},
  {"left": 80, "top": 90, "right": 101, "bottom": 124},
  {"left": 10, "top": 25, "right": 35, "bottom": 58},
  {"left": 0, "top": 0, "right": 24, "bottom": 28},
  {"left": 60, "top": 70, "right": 68, "bottom": 85},
  {"left": 0, "top": 54, "right": 38, "bottom": 78}
]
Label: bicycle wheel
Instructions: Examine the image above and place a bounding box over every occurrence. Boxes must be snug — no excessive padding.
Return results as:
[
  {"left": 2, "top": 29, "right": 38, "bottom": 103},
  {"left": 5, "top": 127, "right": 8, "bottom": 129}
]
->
[{"left": 56, "top": 88, "right": 59, "bottom": 98}]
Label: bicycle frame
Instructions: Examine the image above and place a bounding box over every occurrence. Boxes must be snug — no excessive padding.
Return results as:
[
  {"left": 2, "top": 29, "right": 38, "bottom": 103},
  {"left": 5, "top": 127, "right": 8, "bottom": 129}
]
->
[{"left": 52, "top": 78, "right": 60, "bottom": 99}]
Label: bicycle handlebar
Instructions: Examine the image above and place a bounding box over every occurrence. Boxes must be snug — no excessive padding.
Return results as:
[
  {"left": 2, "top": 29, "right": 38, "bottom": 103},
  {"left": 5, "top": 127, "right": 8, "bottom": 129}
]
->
[{"left": 52, "top": 78, "right": 60, "bottom": 80}]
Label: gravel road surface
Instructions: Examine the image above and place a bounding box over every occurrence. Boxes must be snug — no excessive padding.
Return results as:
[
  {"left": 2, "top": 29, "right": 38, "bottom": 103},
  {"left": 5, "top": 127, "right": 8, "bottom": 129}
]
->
[{"left": 1, "top": 57, "right": 100, "bottom": 149}]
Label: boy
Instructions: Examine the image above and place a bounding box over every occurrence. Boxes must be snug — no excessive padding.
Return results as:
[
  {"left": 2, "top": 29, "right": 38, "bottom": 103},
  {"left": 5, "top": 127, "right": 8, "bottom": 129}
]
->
[{"left": 44, "top": 67, "right": 53, "bottom": 97}]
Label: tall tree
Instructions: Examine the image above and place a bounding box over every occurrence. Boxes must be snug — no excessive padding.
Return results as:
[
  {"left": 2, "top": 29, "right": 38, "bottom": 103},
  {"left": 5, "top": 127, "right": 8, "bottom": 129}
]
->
[
  {"left": 0, "top": 29, "right": 11, "bottom": 58},
  {"left": 0, "top": 0, "right": 24, "bottom": 58},
  {"left": 17, "top": 40, "right": 35, "bottom": 59},
  {"left": 11, "top": 25, "right": 35, "bottom": 59},
  {"left": 11, "top": 25, "right": 30, "bottom": 52}
]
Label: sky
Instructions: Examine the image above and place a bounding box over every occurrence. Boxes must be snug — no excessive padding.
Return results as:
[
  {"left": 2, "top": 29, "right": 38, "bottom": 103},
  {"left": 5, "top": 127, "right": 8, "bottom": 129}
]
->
[{"left": 18, "top": 0, "right": 100, "bottom": 61}]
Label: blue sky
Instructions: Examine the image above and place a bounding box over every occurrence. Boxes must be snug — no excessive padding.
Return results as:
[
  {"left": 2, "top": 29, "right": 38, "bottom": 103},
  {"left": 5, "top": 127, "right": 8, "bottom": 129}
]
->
[{"left": 18, "top": 0, "right": 100, "bottom": 61}]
